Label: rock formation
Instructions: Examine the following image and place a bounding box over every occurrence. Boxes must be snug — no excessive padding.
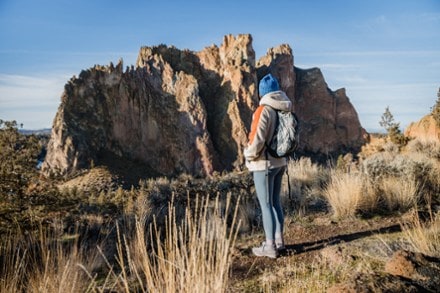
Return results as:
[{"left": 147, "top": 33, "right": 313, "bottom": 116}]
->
[
  {"left": 405, "top": 114, "right": 440, "bottom": 142},
  {"left": 43, "top": 34, "right": 366, "bottom": 178},
  {"left": 257, "top": 45, "right": 367, "bottom": 156}
]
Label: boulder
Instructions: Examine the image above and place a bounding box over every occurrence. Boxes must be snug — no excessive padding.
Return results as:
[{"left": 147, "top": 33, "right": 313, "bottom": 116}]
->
[{"left": 385, "top": 249, "right": 440, "bottom": 291}]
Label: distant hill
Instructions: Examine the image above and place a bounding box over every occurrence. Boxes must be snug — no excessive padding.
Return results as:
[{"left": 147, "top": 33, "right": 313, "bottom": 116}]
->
[{"left": 19, "top": 128, "right": 51, "bottom": 136}]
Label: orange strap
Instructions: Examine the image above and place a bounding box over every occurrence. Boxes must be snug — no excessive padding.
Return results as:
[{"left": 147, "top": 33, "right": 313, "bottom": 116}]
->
[{"left": 248, "top": 105, "right": 265, "bottom": 145}]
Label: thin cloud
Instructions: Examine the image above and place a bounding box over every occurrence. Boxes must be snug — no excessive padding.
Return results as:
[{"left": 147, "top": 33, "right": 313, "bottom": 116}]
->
[
  {"left": 429, "top": 61, "right": 440, "bottom": 68},
  {"left": 331, "top": 75, "right": 369, "bottom": 85},
  {"left": 348, "top": 82, "right": 439, "bottom": 91},
  {"left": 408, "top": 12, "right": 440, "bottom": 23},
  {"left": 0, "top": 49, "right": 138, "bottom": 57},
  {"left": 302, "top": 50, "right": 440, "bottom": 57},
  {"left": 297, "top": 63, "right": 360, "bottom": 70},
  {"left": 0, "top": 74, "right": 65, "bottom": 87},
  {"left": 0, "top": 74, "right": 67, "bottom": 128},
  {"left": 354, "top": 14, "right": 382, "bottom": 29},
  {"left": 0, "top": 74, "right": 67, "bottom": 106}
]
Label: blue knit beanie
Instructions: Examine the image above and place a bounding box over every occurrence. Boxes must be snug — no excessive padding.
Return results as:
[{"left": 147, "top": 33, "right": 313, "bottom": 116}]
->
[{"left": 259, "top": 73, "right": 280, "bottom": 97}]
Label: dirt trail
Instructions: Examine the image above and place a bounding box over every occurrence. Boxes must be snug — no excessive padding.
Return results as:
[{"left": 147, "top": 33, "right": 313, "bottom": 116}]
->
[{"left": 229, "top": 213, "right": 407, "bottom": 291}]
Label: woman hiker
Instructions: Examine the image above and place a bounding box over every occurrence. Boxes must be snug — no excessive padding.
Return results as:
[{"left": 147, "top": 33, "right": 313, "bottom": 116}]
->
[{"left": 244, "top": 73, "right": 292, "bottom": 258}]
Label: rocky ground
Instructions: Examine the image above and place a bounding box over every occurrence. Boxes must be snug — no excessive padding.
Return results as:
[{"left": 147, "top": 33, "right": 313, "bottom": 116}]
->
[{"left": 229, "top": 212, "right": 440, "bottom": 292}]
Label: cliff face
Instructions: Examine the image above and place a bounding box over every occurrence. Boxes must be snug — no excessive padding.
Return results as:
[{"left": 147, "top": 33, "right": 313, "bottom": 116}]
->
[
  {"left": 43, "top": 34, "right": 367, "bottom": 177},
  {"left": 294, "top": 68, "right": 367, "bottom": 154},
  {"left": 44, "top": 61, "right": 217, "bottom": 177}
]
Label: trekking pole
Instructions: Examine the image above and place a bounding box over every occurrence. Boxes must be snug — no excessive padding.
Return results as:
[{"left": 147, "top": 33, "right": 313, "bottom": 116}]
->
[{"left": 286, "top": 156, "right": 292, "bottom": 203}]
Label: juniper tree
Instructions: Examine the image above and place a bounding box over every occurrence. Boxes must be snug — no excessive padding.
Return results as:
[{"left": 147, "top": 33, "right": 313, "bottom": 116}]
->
[
  {"left": 432, "top": 87, "right": 440, "bottom": 127},
  {"left": 0, "top": 120, "right": 40, "bottom": 198},
  {"left": 379, "top": 106, "right": 407, "bottom": 145}
]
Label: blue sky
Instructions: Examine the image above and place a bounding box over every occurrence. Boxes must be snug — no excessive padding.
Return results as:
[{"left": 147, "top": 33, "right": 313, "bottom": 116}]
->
[{"left": 0, "top": 0, "right": 439, "bottom": 132}]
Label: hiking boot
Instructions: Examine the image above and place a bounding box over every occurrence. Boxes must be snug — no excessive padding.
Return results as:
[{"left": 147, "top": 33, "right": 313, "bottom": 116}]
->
[{"left": 252, "top": 242, "right": 278, "bottom": 258}]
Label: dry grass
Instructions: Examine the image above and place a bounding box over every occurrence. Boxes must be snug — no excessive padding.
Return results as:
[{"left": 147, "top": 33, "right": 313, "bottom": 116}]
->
[
  {"left": 323, "top": 170, "right": 376, "bottom": 218},
  {"left": 2, "top": 129, "right": 440, "bottom": 291},
  {"left": 405, "top": 137, "right": 440, "bottom": 159},
  {"left": 267, "top": 262, "right": 340, "bottom": 292},
  {"left": 257, "top": 254, "right": 369, "bottom": 292},
  {"left": 105, "top": 194, "right": 241, "bottom": 292},
  {"left": 323, "top": 171, "right": 422, "bottom": 218},
  {"left": 380, "top": 176, "right": 419, "bottom": 212},
  {"left": 0, "top": 227, "right": 100, "bottom": 293},
  {"left": 402, "top": 212, "right": 440, "bottom": 257},
  {"left": 0, "top": 193, "right": 241, "bottom": 292},
  {"left": 284, "top": 157, "right": 329, "bottom": 214},
  {"left": 286, "top": 157, "right": 326, "bottom": 186}
]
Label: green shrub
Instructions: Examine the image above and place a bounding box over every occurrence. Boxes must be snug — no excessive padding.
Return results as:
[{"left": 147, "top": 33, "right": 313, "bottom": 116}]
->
[
  {"left": 0, "top": 120, "right": 41, "bottom": 197},
  {"left": 362, "top": 152, "right": 432, "bottom": 182}
]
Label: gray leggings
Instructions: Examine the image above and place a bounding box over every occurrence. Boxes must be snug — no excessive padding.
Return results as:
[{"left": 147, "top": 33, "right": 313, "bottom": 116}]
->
[{"left": 253, "top": 166, "right": 285, "bottom": 241}]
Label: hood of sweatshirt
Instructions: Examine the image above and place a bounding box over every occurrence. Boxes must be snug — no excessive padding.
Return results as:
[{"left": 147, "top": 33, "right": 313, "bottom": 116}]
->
[{"left": 259, "top": 90, "right": 292, "bottom": 111}]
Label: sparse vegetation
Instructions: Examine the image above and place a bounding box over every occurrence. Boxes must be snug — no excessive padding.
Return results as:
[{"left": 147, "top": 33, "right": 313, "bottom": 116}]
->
[
  {"left": 402, "top": 212, "right": 440, "bottom": 258},
  {"left": 1, "top": 119, "right": 440, "bottom": 291}
]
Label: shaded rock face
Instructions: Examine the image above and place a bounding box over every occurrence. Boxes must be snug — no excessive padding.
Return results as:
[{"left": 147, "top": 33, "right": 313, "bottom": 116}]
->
[
  {"left": 405, "top": 115, "right": 440, "bottom": 142},
  {"left": 294, "top": 68, "right": 367, "bottom": 155},
  {"left": 43, "top": 34, "right": 366, "bottom": 177}
]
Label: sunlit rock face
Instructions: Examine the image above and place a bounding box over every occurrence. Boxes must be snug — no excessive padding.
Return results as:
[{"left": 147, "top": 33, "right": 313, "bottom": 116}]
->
[
  {"left": 405, "top": 114, "right": 440, "bottom": 142},
  {"left": 43, "top": 34, "right": 366, "bottom": 177}
]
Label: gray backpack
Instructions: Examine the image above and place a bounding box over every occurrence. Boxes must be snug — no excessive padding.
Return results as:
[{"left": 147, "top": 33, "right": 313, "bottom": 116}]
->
[{"left": 266, "top": 109, "right": 299, "bottom": 158}]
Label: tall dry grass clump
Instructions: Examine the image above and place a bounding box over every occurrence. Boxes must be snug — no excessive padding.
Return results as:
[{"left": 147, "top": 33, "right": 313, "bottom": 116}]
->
[
  {"left": 0, "top": 227, "right": 100, "bottom": 293},
  {"left": 323, "top": 170, "right": 376, "bottom": 218},
  {"left": 113, "top": 194, "right": 241, "bottom": 292},
  {"left": 285, "top": 157, "right": 329, "bottom": 214},
  {"left": 286, "top": 157, "right": 326, "bottom": 186},
  {"left": 380, "top": 176, "right": 419, "bottom": 212},
  {"left": 402, "top": 213, "right": 440, "bottom": 258}
]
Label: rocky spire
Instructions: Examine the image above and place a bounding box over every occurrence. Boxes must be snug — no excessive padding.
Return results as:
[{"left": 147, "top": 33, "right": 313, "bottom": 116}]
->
[{"left": 43, "top": 34, "right": 367, "bottom": 177}]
